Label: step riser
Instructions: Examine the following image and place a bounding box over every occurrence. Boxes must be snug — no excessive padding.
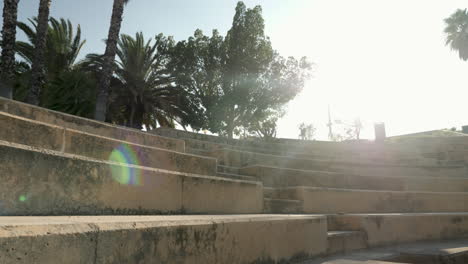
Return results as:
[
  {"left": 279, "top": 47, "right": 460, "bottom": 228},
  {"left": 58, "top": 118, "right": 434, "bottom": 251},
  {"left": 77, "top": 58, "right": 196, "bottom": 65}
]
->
[
  {"left": 0, "top": 215, "right": 327, "bottom": 264},
  {"left": 217, "top": 165, "right": 241, "bottom": 175},
  {"left": 216, "top": 173, "right": 257, "bottom": 182},
  {"left": 327, "top": 232, "right": 367, "bottom": 255},
  {"left": 0, "top": 98, "right": 184, "bottom": 152},
  {"left": 328, "top": 213, "right": 468, "bottom": 248},
  {"left": 241, "top": 166, "right": 468, "bottom": 192},
  {"left": 0, "top": 113, "right": 217, "bottom": 176},
  {"left": 271, "top": 188, "right": 468, "bottom": 214},
  {"left": 263, "top": 199, "right": 303, "bottom": 214},
  {"left": 0, "top": 142, "right": 263, "bottom": 215}
]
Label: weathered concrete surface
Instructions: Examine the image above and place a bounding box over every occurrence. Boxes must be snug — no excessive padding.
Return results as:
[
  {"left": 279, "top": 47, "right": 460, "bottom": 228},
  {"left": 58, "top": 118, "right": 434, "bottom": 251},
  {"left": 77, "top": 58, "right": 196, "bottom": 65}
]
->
[
  {"left": 0, "top": 98, "right": 184, "bottom": 152},
  {"left": 303, "top": 238, "right": 468, "bottom": 263},
  {"left": 0, "top": 215, "right": 327, "bottom": 264},
  {"left": 264, "top": 198, "right": 303, "bottom": 214},
  {"left": 327, "top": 231, "right": 367, "bottom": 255},
  {"left": 185, "top": 137, "right": 440, "bottom": 167},
  {"left": 154, "top": 127, "right": 416, "bottom": 157},
  {"left": 213, "top": 148, "right": 466, "bottom": 178},
  {"left": 267, "top": 187, "right": 468, "bottom": 213},
  {"left": 0, "top": 112, "right": 217, "bottom": 176},
  {"left": 241, "top": 165, "right": 468, "bottom": 192},
  {"left": 328, "top": 213, "right": 468, "bottom": 247},
  {"left": 0, "top": 140, "right": 262, "bottom": 215}
]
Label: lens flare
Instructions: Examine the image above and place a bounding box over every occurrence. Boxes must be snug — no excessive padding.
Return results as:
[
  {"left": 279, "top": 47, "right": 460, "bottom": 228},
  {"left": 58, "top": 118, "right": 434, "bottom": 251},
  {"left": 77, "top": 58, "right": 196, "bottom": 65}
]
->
[
  {"left": 19, "top": 195, "right": 27, "bottom": 202},
  {"left": 108, "top": 144, "right": 142, "bottom": 186}
]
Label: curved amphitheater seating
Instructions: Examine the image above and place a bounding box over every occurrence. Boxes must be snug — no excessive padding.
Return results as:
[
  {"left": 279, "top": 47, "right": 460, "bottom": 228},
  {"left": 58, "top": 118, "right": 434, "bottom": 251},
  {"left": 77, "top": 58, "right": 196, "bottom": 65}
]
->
[
  {"left": 2, "top": 97, "right": 468, "bottom": 263},
  {"left": 154, "top": 126, "right": 468, "bottom": 258}
]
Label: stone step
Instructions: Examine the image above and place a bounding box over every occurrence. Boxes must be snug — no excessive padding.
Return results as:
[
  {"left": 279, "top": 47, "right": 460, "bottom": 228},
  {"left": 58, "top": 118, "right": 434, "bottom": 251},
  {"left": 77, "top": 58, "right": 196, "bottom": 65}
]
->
[
  {"left": 301, "top": 239, "right": 468, "bottom": 263},
  {"left": 327, "top": 231, "right": 367, "bottom": 255},
  {"left": 0, "top": 98, "right": 184, "bottom": 152},
  {"left": 327, "top": 213, "right": 468, "bottom": 249},
  {"left": 268, "top": 187, "right": 468, "bottom": 214},
  {"left": 213, "top": 148, "right": 466, "bottom": 178},
  {"left": 217, "top": 165, "right": 240, "bottom": 175},
  {"left": 216, "top": 172, "right": 257, "bottom": 182},
  {"left": 154, "top": 127, "right": 420, "bottom": 158},
  {"left": 263, "top": 187, "right": 274, "bottom": 198},
  {"left": 263, "top": 198, "right": 303, "bottom": 214},
  {"left": 0, "top": 111, "right": 217, "bottom": 176},
  {"left": 0, "top": 215, "right": 327, "bottom": 264},
  {"left": 241, "top": 165, "right": 468, "bottom": 192},
  {"left": 0, "top": 140, "right": 263, "bottom": 215},
  {"left": 186, "top": 146, "right": 214, "bottom": 157}
]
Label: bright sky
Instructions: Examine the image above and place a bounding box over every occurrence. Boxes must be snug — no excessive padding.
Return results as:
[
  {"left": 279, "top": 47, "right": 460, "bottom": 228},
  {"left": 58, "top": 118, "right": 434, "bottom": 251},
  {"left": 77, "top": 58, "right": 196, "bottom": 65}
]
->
[{"left": 7, "top": 0, "right": 468, "bottom": 140}]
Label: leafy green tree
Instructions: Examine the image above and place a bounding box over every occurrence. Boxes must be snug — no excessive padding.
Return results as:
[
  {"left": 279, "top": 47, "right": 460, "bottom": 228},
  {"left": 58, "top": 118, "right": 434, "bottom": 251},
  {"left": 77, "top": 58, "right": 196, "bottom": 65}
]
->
[
  {"left": 249, "top": 111, "right": 280, "bottom": 141},
  {"left": 444, "top": 9, "right": 468, "bottom": 60},
  {"left": 95, "top": 0, "right": 130, "bottom": 122},
  {"left": 26, "top": 0, "right": 51, "bottom": 105},
  {"left": 172, "top": 2, "right": 311, "bottom": 138},
  {"left": 168, "top": 29, "right": 224, "bottom": 132},
  {"left": 334, "top": 118, "right": 363, "bottom": 140},
  {"left": 0, "top": 0, "right": 20, "bottom": 99},
  {"left": 299, "top": 123, "right": 316, "bottom": 140}
]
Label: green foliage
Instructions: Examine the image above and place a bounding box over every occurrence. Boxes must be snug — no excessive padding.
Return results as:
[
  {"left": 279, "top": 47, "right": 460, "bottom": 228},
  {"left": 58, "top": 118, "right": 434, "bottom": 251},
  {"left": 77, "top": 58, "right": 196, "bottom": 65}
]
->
[
  {"left": 44, "top": 69, "right": 96, "bottom": 117},
  {"left": 8, "top": 1, "right": 311, "bottom": 134},
  {"left": 444, "top": 9, "right": 468, "bottom": 60},
  {"left": 82, "top": 32, "right": 204, "bottom": 129},
  {"left": 14, "top": 17, "right": 95, "bottom": 117},
  {"left": 298, "top": 123, "right": 316, "bottom": 140},
  {"left": 332, "top": 118, "right": 363, "bottom": 141},
  {"left": 171, "top": 1, "right": 311, "bottom": 138},
  {"left": 16, "top": 17, "right": 85, "bottom": 79}
]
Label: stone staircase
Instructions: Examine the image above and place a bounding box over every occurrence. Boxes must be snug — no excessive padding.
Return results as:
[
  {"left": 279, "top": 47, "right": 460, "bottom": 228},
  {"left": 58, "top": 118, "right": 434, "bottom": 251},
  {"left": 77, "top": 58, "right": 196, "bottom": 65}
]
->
[
  {"left": 154, "top": 127, "right": 468, "bottom": 260},
  {"left": 2, "top": 97, "right": 468, "bottom": 263}
]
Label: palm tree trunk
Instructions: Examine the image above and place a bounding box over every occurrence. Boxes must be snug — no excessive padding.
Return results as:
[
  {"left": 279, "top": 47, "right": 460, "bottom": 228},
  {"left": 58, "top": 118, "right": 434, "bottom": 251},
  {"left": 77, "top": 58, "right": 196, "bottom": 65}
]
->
[
  {"left": 26, "top": 0, "right": 51, "bottom": 105},
  {"left": 0, "top": 0, "right": 20, "bottom": 99},
  {"left": 94, "top": 0, "right": 127, "bottom": 122}
]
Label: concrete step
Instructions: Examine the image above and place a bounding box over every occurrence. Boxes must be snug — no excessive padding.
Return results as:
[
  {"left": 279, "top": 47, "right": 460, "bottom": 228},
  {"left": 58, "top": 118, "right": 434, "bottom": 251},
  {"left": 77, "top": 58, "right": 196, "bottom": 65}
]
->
[
  {"left": 217, "top": 165, "right": 240, "bottom": 174},
  {"left": 216, "top": 172, "right": 257, "bottom": 182},
  {"left": 0, "top": 111, "right": 218, "bottom": 176},
  {"left": 0, "top": 98, "right": 184, "bottom": 152},
  {"left": 154, "top": 127, "right": 420, "bottom": 159},
  {"left": 0, "top": 140, "right": 263, "bottom": 215},
  {"left": 301, "top": 239, "right": 468, "bottom": 263},
  {"left": 268, "top": 187, "right": 468, "bottom": 213},
  {"left": 263, "top": 198, "right": 303, "bottom": 214},
  {"left": 0, "top": 215, "right": 327, "bottom": 264},
  {"left": 186, "top": 146, "right": 214, "bottom": 157},
  {"left": 241, "top": 165, "right": 468, "bottom": 192},
  {"left": 327, "top": 213, "right": 468, "bottom": 249},
  {"left": 264, "top": 187, "right": 274, "bottom": 198},
  {"left": 213, "top": 148, "right": 466, "bottom": 178},
  {"left": 327, "top": 231, "right": 367, "bottom": 255}
]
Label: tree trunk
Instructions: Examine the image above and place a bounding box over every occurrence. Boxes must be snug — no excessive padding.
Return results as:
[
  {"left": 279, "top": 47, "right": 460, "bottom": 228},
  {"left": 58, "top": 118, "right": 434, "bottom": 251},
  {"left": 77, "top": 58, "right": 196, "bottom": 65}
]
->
[
  {"left": 0, "top": 0, "right": 20, "bottom": 99},
  {"left": 94, "top": 0, "right": 126, "bottom": 122},
  {"left": 26, "top": 0, "right": 50, "bottom": 105}
]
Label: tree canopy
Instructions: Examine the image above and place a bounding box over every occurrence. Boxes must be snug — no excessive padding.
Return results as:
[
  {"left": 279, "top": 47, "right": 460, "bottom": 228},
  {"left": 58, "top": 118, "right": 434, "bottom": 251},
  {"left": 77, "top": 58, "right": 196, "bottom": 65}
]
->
[{"left": 6, "top": 1, "right": 311, "bottom": 140}]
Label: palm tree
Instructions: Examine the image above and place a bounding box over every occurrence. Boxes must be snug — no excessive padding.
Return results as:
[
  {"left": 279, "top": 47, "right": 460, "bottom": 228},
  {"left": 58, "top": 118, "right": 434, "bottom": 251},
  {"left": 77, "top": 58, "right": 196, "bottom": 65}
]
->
[
  {"left": 444, "top": 9, "right": 468, "bottom": 60},
  {"left": 82, "top": 32, "right": 203, "bottom": 129},
  {"left": 94, "top": 0, "right": 130, "bottom": 122},
  {"left": 0, "top": 0, "right": 20, "bottom": 99},
  {"left": 14, "top": 17, "right": 94, "bottom": 117},
  {"left": 26, "top": 0, "right": 51, "bottom": 105},
  {"left": 16, "top": 17, "right": 86, "bottom": 80}
]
